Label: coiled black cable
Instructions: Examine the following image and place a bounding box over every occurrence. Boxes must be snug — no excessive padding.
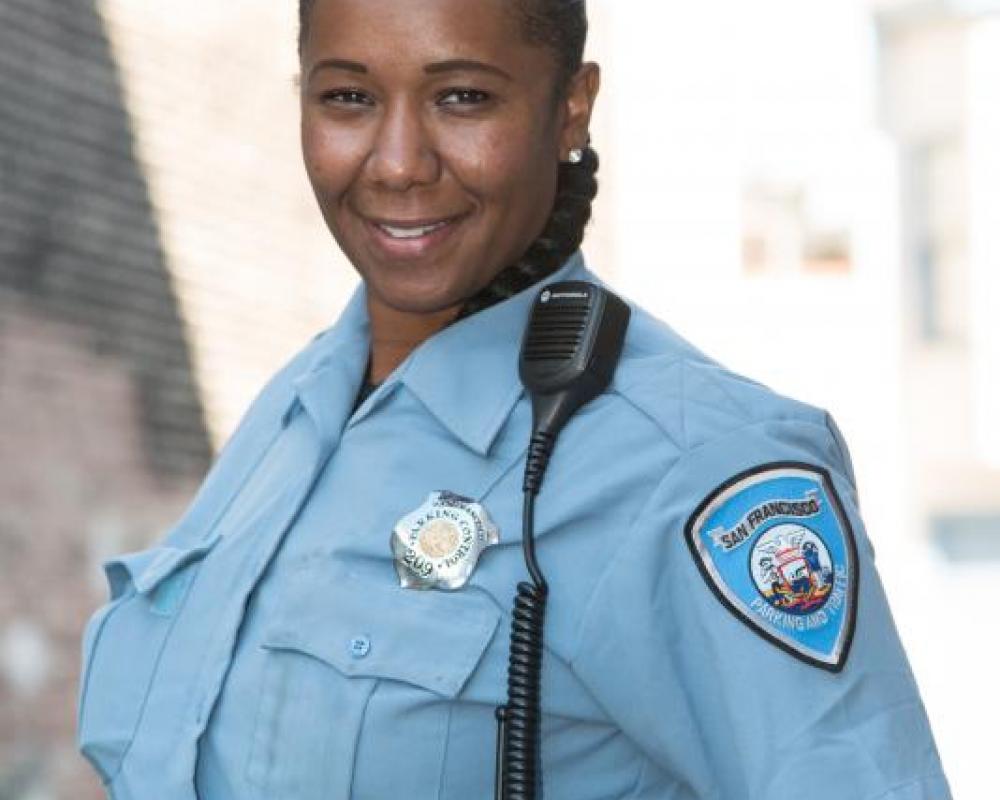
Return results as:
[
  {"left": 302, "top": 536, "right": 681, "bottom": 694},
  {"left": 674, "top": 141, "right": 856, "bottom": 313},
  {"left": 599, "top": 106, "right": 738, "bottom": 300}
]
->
[{"left": 497, "top": 432, "right": 556, "bottom": 800}]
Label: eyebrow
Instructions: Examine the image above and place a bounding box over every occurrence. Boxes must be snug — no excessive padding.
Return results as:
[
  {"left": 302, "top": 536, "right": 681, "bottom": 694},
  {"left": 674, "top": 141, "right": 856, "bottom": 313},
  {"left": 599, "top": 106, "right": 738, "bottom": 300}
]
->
[
  {"left": 424, "top": 59, "right": 513, "bottom": 81},
  {"left": 308, "top": 57, "right": 513, "bottom": 82},
  {"left": 309, "top": 58, "right": 368, "bottom": 79}
]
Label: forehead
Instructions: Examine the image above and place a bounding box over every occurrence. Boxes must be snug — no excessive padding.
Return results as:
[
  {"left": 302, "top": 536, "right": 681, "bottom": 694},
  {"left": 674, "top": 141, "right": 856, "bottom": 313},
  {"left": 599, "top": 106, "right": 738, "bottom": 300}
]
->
[{"left": 303, "top": 0, "right": 546, "bottom": 72}]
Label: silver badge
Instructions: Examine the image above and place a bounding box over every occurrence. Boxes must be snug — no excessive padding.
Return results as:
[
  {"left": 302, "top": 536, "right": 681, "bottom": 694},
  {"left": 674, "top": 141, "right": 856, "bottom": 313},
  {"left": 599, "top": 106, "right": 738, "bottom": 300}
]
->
[{"left": 392, "top": 491, "right": 500, "bottom": 591}]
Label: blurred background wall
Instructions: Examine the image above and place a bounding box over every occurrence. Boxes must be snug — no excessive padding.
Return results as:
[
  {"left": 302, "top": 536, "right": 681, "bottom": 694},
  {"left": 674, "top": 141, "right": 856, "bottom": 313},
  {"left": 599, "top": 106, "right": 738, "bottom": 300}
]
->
[{"left": 0, "top": 0, "right": 996, "bottom": 797}]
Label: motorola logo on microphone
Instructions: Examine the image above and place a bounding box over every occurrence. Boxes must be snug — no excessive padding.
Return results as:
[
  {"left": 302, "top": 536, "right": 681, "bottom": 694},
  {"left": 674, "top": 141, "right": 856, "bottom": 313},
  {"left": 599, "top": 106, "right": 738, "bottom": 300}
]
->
[{"left": 540, "top": 289, "right": 589, "bottom": 304}]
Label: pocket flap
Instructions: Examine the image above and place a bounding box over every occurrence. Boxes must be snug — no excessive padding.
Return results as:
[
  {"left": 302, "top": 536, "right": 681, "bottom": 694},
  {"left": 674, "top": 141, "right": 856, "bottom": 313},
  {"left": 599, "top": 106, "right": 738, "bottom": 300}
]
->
[
  {"left": 262, "top": 564, "right": 500, "bottom": 698},
  {"left": 102, "top": 534, "right": 220, "bottom": 601}
]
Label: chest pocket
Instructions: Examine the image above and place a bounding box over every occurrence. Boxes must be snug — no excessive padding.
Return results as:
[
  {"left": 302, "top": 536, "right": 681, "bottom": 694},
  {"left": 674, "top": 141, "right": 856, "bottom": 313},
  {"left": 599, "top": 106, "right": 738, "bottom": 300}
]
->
[
  {"left": 247, "top": 562, "right": 501, "bottom": 800},
  {"left": 77, "top": 534, "right": 219, "bottom": 785}
]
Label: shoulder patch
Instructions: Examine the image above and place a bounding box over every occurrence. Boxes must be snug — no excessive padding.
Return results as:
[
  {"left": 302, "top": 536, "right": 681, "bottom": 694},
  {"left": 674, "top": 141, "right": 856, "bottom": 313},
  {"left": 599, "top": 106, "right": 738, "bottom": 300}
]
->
[{"left": 684, "top": 462, "right": 858, "bottom": 671}]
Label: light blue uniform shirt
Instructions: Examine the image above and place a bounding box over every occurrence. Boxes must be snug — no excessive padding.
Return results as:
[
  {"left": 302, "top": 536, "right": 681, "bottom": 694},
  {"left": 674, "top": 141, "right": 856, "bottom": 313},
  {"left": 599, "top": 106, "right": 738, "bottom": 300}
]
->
[{"left": 77, "top": 252, "right": 951, "bottom": 799}]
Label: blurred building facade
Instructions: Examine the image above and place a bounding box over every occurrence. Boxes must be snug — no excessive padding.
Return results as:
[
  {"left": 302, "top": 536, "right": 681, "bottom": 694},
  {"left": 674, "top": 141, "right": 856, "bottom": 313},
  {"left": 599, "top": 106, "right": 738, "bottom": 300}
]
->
[
  {"left": 0, "top": 2, "right": 208, "bottom": 796},
  {"left": 872, "top": 5, "right": 1000, "bottom": 791},
  {"left": 0, "top": 1, "right": 343, "bottom": 797},
  {"left": 874, "top": 0, "right": 1000, "bottom": 559}
]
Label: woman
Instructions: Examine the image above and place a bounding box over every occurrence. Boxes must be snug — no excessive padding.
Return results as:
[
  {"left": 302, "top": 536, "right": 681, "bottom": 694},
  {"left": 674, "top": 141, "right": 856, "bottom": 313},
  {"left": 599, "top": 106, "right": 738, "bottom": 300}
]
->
[{"left": 76, "top": 1, "right": 951, "bottom": 798}]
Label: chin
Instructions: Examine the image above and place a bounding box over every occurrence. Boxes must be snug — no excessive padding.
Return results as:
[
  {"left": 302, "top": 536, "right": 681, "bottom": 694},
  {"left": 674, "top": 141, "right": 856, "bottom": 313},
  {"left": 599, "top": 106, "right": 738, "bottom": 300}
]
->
[{"left": 367, "top": 272, "right": 471, "bottom": 315}]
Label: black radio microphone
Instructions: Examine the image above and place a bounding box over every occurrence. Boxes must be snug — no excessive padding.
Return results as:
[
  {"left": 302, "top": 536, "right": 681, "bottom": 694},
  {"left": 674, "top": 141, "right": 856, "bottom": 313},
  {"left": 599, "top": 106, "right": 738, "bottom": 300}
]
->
[{"left": 495, "top": 281, "right": 631, "bottom": 800}]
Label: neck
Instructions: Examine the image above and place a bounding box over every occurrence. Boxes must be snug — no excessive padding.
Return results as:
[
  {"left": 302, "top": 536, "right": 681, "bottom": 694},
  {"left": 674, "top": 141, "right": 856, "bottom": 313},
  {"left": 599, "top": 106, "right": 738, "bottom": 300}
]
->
[{"left": 366, "top": 295, "right": 462, "bottom": 384}]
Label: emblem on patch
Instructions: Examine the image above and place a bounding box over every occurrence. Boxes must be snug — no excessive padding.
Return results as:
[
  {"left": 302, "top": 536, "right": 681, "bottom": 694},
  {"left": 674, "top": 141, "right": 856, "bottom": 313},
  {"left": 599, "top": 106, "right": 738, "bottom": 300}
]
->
[
  {"left": 685, "top": 463, "right": 858, "bottom": 671},
  {"left": 392, "top": 491, "right": 500, "bottom": 591}
]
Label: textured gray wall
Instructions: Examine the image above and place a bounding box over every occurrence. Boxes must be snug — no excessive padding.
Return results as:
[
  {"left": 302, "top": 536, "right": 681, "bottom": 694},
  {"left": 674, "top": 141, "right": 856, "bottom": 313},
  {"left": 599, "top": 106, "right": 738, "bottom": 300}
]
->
[
  {"left": 0, "top": 0, "right": 211, "bottom": 478},
  {"left": 0, "top": 0, "right": 211, "bottom": 796}
]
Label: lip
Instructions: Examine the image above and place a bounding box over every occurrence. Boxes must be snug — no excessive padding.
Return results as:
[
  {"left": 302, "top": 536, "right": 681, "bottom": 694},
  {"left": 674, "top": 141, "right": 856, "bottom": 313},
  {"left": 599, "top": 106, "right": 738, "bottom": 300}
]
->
[{"left": 362, "top": 212, "right": 470, "bottom": 260}]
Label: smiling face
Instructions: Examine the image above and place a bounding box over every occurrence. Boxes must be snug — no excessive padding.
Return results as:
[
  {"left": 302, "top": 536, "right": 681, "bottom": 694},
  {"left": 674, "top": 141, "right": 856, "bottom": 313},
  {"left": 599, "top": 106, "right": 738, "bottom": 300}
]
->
[{"left": 300, "top": 0, "right": 596, "bottom": 316}]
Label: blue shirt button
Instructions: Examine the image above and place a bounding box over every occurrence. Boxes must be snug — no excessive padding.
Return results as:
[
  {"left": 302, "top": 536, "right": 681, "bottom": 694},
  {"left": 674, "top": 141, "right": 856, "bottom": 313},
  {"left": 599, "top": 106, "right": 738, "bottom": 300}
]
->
[{"left": 349, "top": 635, "right": 371, "bottom": 659}]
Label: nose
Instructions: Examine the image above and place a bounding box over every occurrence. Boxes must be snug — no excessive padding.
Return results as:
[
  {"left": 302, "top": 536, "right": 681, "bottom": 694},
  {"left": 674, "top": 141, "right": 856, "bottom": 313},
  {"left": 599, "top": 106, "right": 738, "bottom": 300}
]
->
[{"left": 365, "top": 98, "right": 440, "bottom": 191}]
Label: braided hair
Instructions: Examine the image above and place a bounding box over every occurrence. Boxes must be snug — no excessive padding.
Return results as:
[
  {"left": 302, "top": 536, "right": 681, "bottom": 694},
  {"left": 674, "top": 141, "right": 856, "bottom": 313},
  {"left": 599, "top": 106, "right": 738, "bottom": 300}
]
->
[{"left": 298, "top": 0, "right": 599, "bottom": 319}]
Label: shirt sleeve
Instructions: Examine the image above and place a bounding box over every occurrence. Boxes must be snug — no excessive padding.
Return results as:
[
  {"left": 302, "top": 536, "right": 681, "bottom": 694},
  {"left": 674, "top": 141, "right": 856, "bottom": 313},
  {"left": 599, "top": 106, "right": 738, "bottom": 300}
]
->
[{"left": 570, "top": 413, "right": 951, "bottom": 800}]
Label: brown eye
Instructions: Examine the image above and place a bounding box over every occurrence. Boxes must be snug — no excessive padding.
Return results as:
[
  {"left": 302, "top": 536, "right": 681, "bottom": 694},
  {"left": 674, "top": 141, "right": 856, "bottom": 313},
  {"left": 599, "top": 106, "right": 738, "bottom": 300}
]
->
[
  {"left": 436, "top": 88, "right": 491, "bottom": 107},
  {"left": 321, "top": 88, "right": 375, "bottom": 107}
]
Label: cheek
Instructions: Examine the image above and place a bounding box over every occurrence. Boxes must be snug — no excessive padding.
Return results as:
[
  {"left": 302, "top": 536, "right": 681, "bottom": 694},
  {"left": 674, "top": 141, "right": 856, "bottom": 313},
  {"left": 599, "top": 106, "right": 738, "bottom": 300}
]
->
[
  {"left": 439, "top": 118, "right": 558, "bottom": 208},
  {"left": 300, "top": 114, "right": 368, "bottom": 194}
]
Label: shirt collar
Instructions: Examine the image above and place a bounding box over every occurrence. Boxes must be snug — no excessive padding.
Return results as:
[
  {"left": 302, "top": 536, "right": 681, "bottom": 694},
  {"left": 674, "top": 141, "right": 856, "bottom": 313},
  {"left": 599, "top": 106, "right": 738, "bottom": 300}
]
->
[
  {"left": 284, "top": 250, "right": 596, "bottom": 456},
  {"left": 282, "top": 280, "right": 370, "bottom": 445},
  {"left": 399, "top": 250, "right": 595, "bottom": 456}
]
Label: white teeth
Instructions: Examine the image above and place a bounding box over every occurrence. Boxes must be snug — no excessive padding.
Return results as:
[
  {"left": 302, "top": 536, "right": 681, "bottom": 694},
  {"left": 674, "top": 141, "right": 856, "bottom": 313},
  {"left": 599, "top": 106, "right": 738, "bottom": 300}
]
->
[{"left": 379, "top": 221, "right": 448, "bottom": 239}]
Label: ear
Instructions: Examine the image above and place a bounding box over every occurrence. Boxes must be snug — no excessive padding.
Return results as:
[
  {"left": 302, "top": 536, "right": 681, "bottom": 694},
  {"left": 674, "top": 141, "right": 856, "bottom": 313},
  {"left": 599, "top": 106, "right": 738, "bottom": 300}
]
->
[{"left": 558, "top": 62, "right": 600, "bottom": 161}]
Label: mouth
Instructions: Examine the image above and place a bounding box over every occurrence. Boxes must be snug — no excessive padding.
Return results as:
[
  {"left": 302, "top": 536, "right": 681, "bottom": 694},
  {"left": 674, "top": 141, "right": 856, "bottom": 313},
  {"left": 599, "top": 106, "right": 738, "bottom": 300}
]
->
[{"left": 363, "top": 212, "right": 470, "bottom": 259}]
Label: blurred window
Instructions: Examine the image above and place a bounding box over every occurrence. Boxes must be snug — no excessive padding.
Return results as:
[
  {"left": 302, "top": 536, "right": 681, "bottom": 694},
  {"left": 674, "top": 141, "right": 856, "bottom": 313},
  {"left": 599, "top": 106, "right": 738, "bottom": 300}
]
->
[
  {"left": 932, "top": 514, "right": 1000, "bottom": 562},
  {"left": 908, "top": 136, "right": 967, "bottom": 344},
  {"left": 742, "top": 178, "right": 852, "bottom": 277}
]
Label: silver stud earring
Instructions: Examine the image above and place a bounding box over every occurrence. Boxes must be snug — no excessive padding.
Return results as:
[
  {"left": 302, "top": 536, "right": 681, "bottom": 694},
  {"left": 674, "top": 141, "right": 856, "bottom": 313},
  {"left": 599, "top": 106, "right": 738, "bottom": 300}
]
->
[{"left": 567, "top": 148, "right": 584, "bottom": 165}]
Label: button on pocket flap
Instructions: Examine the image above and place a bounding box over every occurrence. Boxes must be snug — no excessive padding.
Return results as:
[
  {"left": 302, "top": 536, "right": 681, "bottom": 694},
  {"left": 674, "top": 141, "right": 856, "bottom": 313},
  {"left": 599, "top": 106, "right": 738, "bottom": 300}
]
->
[
  {"left": 264, "top": 566, "right": 500, "bottom": 698},
  {"left": 102, "top": 534, "right": 220, "bottom": 601}
]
